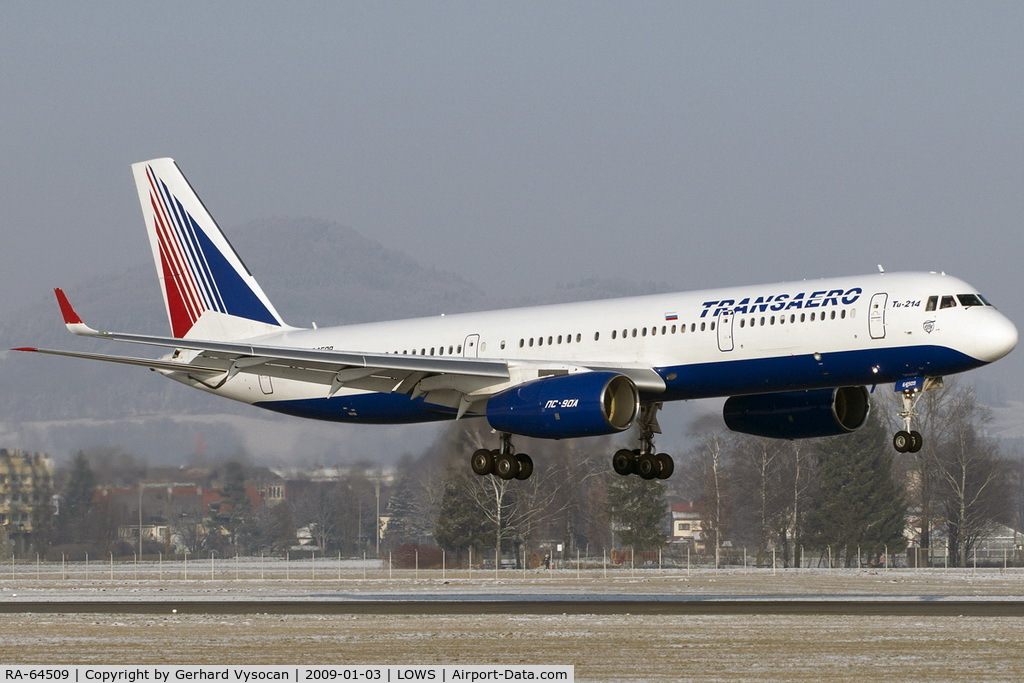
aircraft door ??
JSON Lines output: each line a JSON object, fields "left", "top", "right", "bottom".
{"left": 463, "top": 334, "right": 481, "bottom": 358}
{"left": 869, "top": 293, "right": 888, "bottom": 339}
{"left": 717, "top": 310, "right": 735, "bottom": 352}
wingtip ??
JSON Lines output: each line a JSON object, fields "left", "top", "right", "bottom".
{"left": 54, "top": 288, "right": 83, "bottom": 325}
{"left": 53, "top": 288, "right": 99, "bottom": 336}
{"left": 11, "top": 347, "right": 38, "bottom": 352}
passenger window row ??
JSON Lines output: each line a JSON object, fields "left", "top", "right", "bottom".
{"left": 396, "top": 344, "right": 464, "bottom": 356}
{"left": 739, "top": 308, "right": 853, "bottom": 328}
{"left": 391, "top": 306, "right": 860, "bottom": 357}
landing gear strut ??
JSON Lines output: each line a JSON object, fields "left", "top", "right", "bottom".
{"left": 892, "top": 378, "right": 941, "bottom": 453}
{"left": 470, "top": 432, "right": 534, "bottom": 481}
{"left": 611, "top": 402, "right": 675, "bottom": 479}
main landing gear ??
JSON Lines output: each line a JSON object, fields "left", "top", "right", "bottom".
{"left": 470, "top": 432, "right": 534, "bottom": 481}
{"left": 892, "top": 377, "right": 942, "bottom": 454}
{"left": 469, "top": 403, "right": 677, "bottom": 482}
{"left": 611, "top": 402, "right": 675, "bottom": 480}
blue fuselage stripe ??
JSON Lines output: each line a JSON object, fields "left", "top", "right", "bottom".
{"left": 655, "top": 344, "right": 979, "bottom": 401}
{"left": 254, "top": 345, "right": 984, "bottom": 425}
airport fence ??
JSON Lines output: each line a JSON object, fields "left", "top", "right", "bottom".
{"left": 5, "top": 545, "right": 1023, "bottom": 583}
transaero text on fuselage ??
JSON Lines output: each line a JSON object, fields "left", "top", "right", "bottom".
{"left": 700, "top": 287, "right": 863, "bottom": 317}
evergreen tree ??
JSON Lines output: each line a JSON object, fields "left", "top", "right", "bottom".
{"left": 221, "top": 461, "right": 251, "bottom": 512}
{"left": 247, "top": 501, "right": 296, "bottom": 554}
{"left": 804, "top": 412, "right": 907, "bottom": 566}
{"left": 607, "top": 475, "right": 667, "bottom": 551}
{"left": 0, "top": 528, "right": 10, "bottom": 562}
{"left": 30, "top": 471, "right": 56, "bottom": 558}
{"left": 211, "top": 461, "right": 252, "bottom": 551}
{"left": 433, "top": 476, "right": 490, "bottom": 562}
{"left": 383, "top": 472, "right": 430, "bottom": 549}
{"left": 59, "top": 451, "right": 96, "bottom": 545}
{"left": 269, "top": 501, "right": 297, "bottom": 553}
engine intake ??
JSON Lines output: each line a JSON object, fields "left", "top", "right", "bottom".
{"left": 723, "top": 386, "right": 870, "bottom": 439}
{"left": 486, "top": 372, "right": 639, "bottom": 439}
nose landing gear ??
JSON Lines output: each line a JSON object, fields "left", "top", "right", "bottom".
{"left": 893, "top": 428, "right": 922, "bottom": 454}
{"left": 892, "top": 377, "right": 942, "bottom": 453}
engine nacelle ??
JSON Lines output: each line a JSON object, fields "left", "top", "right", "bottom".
{"left": 486, "top": 372, "right": 639, "bottom": 439}
{"left": 723, "top": 386, "right": 870, "bottom": 439}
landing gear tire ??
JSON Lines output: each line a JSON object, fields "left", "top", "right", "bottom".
{"left": 893, "top": 431, "right": 912, "bottom": 453}
{"left": 894, "top": 430, "right": 924, "bottom": 454}
{"left": 612, "top": 449, "right": 636, "bottom": 476}
{"left": 515, "top": 454, "right": 534, "bottom": 481}
{"left": 614, "top": 402, "right": 677, "bottom": 479}
{"left": 494, "top": 452, "right": 520, "bottom": 480}
{"left": 471, "top": 433, "right": 535, "bottom": 480}
{"left": 908, "top": 430, "right": 923, "bottom": 453}
{"left": 892, "top": 432, "right": 909, "bottom": 454}
{"left": 471, "top": 448, "right": 495, "bottom": 476}
{"left": 655, "top": 453, "right": 674, "bottom": 480}
{"left": 637, "top": 452, "right": 659, "bottom": 480}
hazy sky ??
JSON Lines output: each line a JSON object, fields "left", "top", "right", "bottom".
{"left": 3, "top": 3, "right": 1023, "bottom": 399}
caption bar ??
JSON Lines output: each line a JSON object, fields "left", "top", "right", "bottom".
{"left": 3, "top": 667, "right": 572, "bottom": 683}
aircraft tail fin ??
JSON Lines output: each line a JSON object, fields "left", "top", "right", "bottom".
{"left": 132, "top": 158, "right": 288, "bottom": 340}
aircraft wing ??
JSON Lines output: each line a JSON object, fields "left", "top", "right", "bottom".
{"left": 12, "top": 346, "right": 230, "bottom": 375}
{"left": 18, "top": 290, "right": 665, "bottom": 415}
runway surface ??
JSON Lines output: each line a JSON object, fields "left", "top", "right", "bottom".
{"left": 2, "top": 597, "right": 1022, "bottom": 616}
{"left": 4, "top": 572, "right": 1024, "bottom": 677}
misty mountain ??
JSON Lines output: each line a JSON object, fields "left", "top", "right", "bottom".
{"left": 0, "top": 217, "right": 670, "bottom": 463}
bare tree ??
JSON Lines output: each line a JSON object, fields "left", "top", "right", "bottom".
{"left": 171, "top": 509, "right": 208, "bottom": 555}
{"left": 882, "top": 379, "right": 1014, "bottom": 565}
{"left": 931, "top": 386, "right": 1012, "bottom": 565}
{"left": 291, "top": 482, "right": 340, "bottom": 551}
{"left": 465, "top": 442, "right": 600, "bottom": 566}
{"left": 730, "top": 435, "right": 787, "bottom": 565}
{"left": 691, "top": 416, "right": 730, "bottom": 567}
{"left": 422, "top": 419, "right": 611, "bottom": 566}
{"left": 880, "top": 378, "right": 971, "bottom": 553}
{"left": 465, "top": 473, "right": 518, "bottom": 562}
{"left": 546, "top": 446, "right": 610, "bottom": 556}
{"left": 780, "top": 440, "right": 813, "bottom": 567}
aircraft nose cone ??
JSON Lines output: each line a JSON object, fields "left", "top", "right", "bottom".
{"left": 975, "top": 312, "right": 1018, "bottom": 363}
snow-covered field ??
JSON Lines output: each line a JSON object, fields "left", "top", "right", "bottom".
{"left": 3, "top": 564, "right": 1024, "bottom": 681}
{"left": 5, "top": 557, "right": 1024, "bottom": 599}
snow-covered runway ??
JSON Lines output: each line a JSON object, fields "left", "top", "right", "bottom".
{"left": 3, "top": 568, "right": 1024, "bottom": 680}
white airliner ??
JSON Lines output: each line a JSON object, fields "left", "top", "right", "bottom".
{"left": 16, "top": 158, "right": 1018, "bottom": 480}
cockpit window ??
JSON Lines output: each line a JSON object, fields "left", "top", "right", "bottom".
{"left": 957, "top": 294, "right": 985, "bottom": 308}
{"left": 979, "top": 294, "right": 994, "bottom": 306}
{"left": 940, "top": 296, "right": 957, "bottom": 309}
{"left": 926, "top": 296, "right": 938, "bottom": 312}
